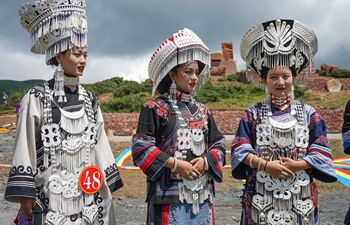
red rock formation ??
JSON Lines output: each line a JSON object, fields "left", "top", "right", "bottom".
{"left": 320, "top": 63, "right": 339, "bottom": 73}
{"left": 330, "top": 65, "right": 339, "bottom": 72}
{"left": 211, "top": 53, "right": 222, "bottom": 61}
{"left": 210, "top": 66, "right": 226, "bottom": 75}
{"left": 221, "top": 42, "right": 233, "bottom": 61}
{"left": 210, "top": 42, "right": 237, "bottom": 76}
{"left": 238, "top": 70, "right": 249, "bottom": 84}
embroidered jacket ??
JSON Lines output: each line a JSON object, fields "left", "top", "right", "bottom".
{"left": 231, "top": 102, "right": 337, "bottom": 225}
{"left": 131, "top": 96, "right": 226, "bottom": 205}
{"left": 5, "top": 79, "right": 123, "bottom": 225}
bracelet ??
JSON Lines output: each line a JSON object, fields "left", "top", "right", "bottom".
{"left": 203, "top": 157, "right": 209, "bottom": 171}
{"left": 264, "top": 161, "right": 268, "bottom": 171}
{"left": 257, "top": 157, "right": 262, "bottom": 170}
{"left": 249, "top": 155, "right": 257, "bottom": 168}
{"left": 171, "top": 157, "right": 178, "bottom": 172}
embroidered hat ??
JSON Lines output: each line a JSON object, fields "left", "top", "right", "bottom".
{"left": 240, "top": 19, "right": 318, "bottom": 87}
{"left": 148, "top": 28, "right": 210, "bottom": 96}
{"left": 19, "top": 0, "right": 88, "bottom": 65}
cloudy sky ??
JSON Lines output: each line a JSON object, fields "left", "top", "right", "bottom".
{"left": 0, "top": 0, "right": 349, "bottom": 84}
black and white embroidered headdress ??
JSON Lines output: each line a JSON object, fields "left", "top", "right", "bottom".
{"left": 148, "top": 28, "right": 210, "bottom": 97}
{"left": 19, "top": 0, "right": 88, "bottom": 65}
{"left": 240, "top": 19, "right": 318, "bottom": 88}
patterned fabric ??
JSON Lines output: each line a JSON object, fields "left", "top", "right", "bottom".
{"left": 132, "top": 95, "right": 225, "bottom": 225}
{"left": 148, "top": 201, "right": 214, "bottom": 225}
{"left": 19, "top": 0, "right": 88, "bottom": 64}
{"left": 342, "top": 100, "right": 350, "bottom": 224}
{"left": 13, "top": 209, "right": 33, "bottom": 225}
{"left": 342, "top": 100, "right": 350, "bottom": 154}
{"left": 5, "top": 79, "right": 123, "bottom": 225}
{"left": 148, "top": 28, "right": 210, "bottom": 97}
{"left": 345, "top": 204, "right": 350, "bottom": 225}
{"left": 231, "top": 102, "right": 337, "bottom": 225}
{"left": 240, "top": 19, "right": 318, "bottom": 88}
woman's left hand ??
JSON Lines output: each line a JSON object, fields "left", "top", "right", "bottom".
{"left": 190, "top": 157, "right": 206, "bottom": 176}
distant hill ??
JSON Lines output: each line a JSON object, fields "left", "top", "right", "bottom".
{"left": 0, "top": 79, "right": 45, "bottom": 94}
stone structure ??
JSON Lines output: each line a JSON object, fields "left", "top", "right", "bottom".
{"left": 210, "top": 42, "right": 237, "bottom": 76}
{"left": 321, "top": 63, "right": 340, "bottom": 73}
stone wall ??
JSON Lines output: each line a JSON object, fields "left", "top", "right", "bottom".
{"left": 102, "top": 75, "right": 349, "bottom": 136}
{"left": 103, "top": 108, "right": 344, "bottom": 136}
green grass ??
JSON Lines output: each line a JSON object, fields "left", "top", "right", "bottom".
{"left": 1, "top": 74, "right": 350, "bottom": 113}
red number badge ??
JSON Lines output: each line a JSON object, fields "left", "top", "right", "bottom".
{"left": 79, "top": 166, "right": 104, "bottom": 194}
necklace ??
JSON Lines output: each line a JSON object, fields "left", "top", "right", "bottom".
{"left": 270, "top": 93, "right": 291, "bottom": 108}
{"left": 64, "top": 76, "right": 79, "bottom": 86}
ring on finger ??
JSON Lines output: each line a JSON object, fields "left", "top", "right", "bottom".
{"left": 279, "top": 174, "right": 286, "bottom": 178}
{"left": 190, "top": 172, "right": 197, "bottom": 177}
{"left": 188, "top": 175, "right": 194, "bottom": 180}
{"left": 281, "top": 171, "right": 288, "bottom": 176}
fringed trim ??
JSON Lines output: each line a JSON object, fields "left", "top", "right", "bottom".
{"left": 54, "top": 64, "right": 66, "bottom": 102}
{"left": 44, "top": 147, "right": 50, "bottom": 169}
{"left": 178, "top": 175, "right": 212, "bottom": 215}
{"left": 151, "top": 50, "right": 177, "bottom": 96}
{"left": 48, "top": 174, "right": 84, "bottom": 215}
{"left": 30, "top": 11, "right": 87, "bottom": 48}
{"left": 247, "top": 39, "right": 311, "bottom": 71}
{"left": 49, "top": 193, "right": 84, "bottom": 215}
{"left": 253, "top": 172, "right": 313, "bottom": 224}
{"left": 43, "top": 82, "right": 53, "bottom": 124}
{"left": 151, "top": 45, "right": 210, "bottom": 96}
{"left": 59, "top": 107, "right": 89, "bottom": 134}
{"left": 61, "top": 144, "right": 85, "bottom": 171}
{"left": 240, "top": 23, "right": 265, "bottom": 61}
{"left": 45, "top": 32, "right": 88, "bottom": 65}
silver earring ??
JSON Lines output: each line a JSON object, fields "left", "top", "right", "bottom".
{"left": 264, "top": 87, "right": 270, "bottom": 103}
{"left": 290, "top": 85, "right": 294, "bottom": 102}
{"left": 53, "top": 64, "right": 66, "bottom": 102}
{"left": 170, "top": 80, "right": 177, "bottom": 100}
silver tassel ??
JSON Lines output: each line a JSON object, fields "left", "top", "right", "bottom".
{"left": 54, "top": 64, "right": 67, "bottom": 103}
{"left": 170, "top": 80, "right": 177, "bottom": 101}
{"left": 264, "top": 87, "right": 270, "bottom": 103}
{"left": 78, "top": 84, "right": 84, "bottom": 101}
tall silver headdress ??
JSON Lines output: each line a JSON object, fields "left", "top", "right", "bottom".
{"left": 240, "top": 19, "right": 318, "bottom": 88}
{"left": 19, "top": 0, "right": 88, "bottom": 65}
{"left": 148, "top": 28, "right": 210, "bottom": 97}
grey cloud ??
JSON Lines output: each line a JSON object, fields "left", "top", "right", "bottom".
{"left": 1, "top": 0, "right": 349, "bottom": 77}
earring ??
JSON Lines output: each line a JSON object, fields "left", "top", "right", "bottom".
{"left": 290, "top": 85, "right": 294, "bottom": 103}
{"left": 53, "top": 64, "right": 66, "bottom": 102}
{"left": 170, "top": 80, "right": 177, "bottom": 101}
{"left": 264, "top": 87, "right": 270, "bottom": 104}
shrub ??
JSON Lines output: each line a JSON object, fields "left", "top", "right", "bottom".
{"left": 100, "top": 94, "right": 148, "bottom": 113}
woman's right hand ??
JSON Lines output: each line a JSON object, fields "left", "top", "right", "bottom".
{"left": 176, "top": 160, "right": 200, "bottom": 180}
{"left": 20, "top": 197, "right": 36, "bottom": 218}
{"left": 265, "top": 160, "right": 294, "bottom": 179}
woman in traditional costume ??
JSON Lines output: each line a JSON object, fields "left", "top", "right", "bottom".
{"left": 342, "top": 99, "right": 350, "bottom": 224}
{"left": 131, "top": 28, "right": 226, "bottom": 225}
{"left": 5, "top": 1, "right": 123, "bottom": 224}
{"left": 230, "top": 19, "right": 337, "bottom": 225}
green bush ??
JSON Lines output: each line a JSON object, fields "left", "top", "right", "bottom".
{"left": 0, "top": 88, "right": 29, "bottom": 114}
{"left": 294, "top": 85, "right": 306, "bottom": 98}
{"left": 100, "top": 94, "right": 148, "bottom": 113}
{"left": 317, "top": 69, "right": 350, "bottom": 78}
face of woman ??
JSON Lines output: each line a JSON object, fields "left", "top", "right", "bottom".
{"left": 170, "top": 61, "right": 199, "bottom": 94}
{"left": 264, "top": 66, "right": 294, "bottom": 97}
{"left": 56, "top": 46, "right": 87, "bottom": 76}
